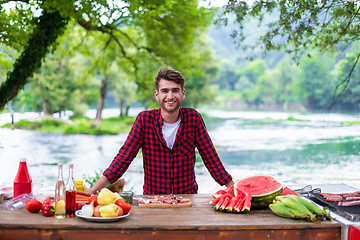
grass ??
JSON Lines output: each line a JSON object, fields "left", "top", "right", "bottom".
{"left": 340, "top": 121, "right": 360, "bottom": 126}
{"left": 286, "top": 116, "right": 311, "bottom": 122}
{"left": 1, "top": 116, "right": 136, "bottom": 135}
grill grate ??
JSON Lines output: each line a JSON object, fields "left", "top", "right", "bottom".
{"left": 306, "top": 189, "right": 360, "bottom": 222}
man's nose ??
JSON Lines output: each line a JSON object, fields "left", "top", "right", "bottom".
{"left": 167, "top": 91, "right": 174, "bottom": 98}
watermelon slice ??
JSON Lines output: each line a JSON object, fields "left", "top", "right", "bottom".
{"left": 234, "top": 175, "right": 283, "bottom": 208}
{"left": 214, "top": 196, "right": 226, "bottom": 211}
{"left": 280, "top": 186, "right": 298, "bottom": 196}
{"left": 219, "top": 197, "right": 230, "bottom": 211}
{"left": 213, "top": 186, "right": 234, "bottom": 198}
{"left": 225, "top": 195, "right": 242, "bottom": 213}
{"left": 241, "top": 194, "right": 252, "bottom": 213}
{"left": 233, "top": 199, "right": 244, "bottom": 213}
{"left": 210, "top": 196, "right": 222, "bottom": 206}
{"left": 234, "top": 188, "right": 252, "bottom": 213}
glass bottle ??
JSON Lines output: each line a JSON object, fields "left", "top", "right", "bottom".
{"left": 55, "top": 163, "right": 66, "bottom": 219}
{"left": 13, "top": 158, "right": 32, "bottom": 198}
{"left": 66, "top": 163, "right": 76, "bottom": 218}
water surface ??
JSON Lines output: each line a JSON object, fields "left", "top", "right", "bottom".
{"left": 1, "top": 109, "right": 359, "bottom": 194}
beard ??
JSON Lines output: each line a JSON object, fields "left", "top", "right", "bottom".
{"left": 158, "top": 99, "right": 182, "bottom": 113}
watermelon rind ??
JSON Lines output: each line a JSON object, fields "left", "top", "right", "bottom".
{"left": 234, "top": 175, "right": 283, "bottom": 208}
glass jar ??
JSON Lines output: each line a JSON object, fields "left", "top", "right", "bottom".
{"left": 119, "top": 191, "right": 134, "bottom": 205}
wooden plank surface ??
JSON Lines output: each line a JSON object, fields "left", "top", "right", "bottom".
{"left": 0, "top": 194, "right": 341, "bottom": 240}
{"left": 138, "top": 198, "right": 192, "bottom": 208}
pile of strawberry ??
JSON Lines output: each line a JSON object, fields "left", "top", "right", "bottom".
{"left": 210, "top": 186, "right": 252, "bottom": 213}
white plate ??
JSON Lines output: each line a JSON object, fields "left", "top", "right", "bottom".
{"left": 75, "top": 210, "right": 130, "bottom": 222}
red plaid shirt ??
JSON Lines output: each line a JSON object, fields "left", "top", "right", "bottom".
{"left": 103, "top": 107, "right": 233, "bottom": 195}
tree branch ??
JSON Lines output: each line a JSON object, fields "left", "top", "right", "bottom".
{"left": 328, "top": 51, "right": 360, "bottom": 111}
{"left": 0, "top": 0, "right": 30, "bottom": 3}
{"left": 116, "top": 28, "right": 152, "bottom": 53}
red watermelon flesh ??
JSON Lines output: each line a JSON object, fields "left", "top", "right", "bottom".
{"left": 234, "top": 175, "right": 283, "bottom": 208}
{"left": 241, "top": 194, "right": 252, "bottom": 213}
{"left": 225, "top": 195, "right": 242, "bottom": 212}
{"left": 219, "top": 197, "right": 230, "bottom": 211}
{"left": 213, "top": 186, "right": 234, "bottom": 198}
{"left": 234, "top": 188, "right": 252, "bottom": 213}
{"left": 233, "top": 199, "right": 244, "bottom": 213}
{"left": 210, "top": 196, "right": 222, "bottom": 206}
{"left": 214, "top": 196, "right": 226, "bottom": 211}
{"left": 280, "top": 186, "right": 298, "bottom": 196}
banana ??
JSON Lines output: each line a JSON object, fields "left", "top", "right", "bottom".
{"left": 269, "top": 201, "right": 317, "bottom": 222}
{"left": 275, "top": 196, "right": 313, "bottom": 216}
{"left": 286, "top": 195, "right": 331, "bottom": 220}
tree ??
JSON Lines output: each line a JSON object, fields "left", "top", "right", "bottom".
{"left": 108, "top": 63, "right": 138, "bottom": 118}
{"left": 0, "top": 0, "right": 215, "bottom": 111}
{"left": 218, "top": 0, "right": 360, "bottom": 107}
{"left": 275, "top": 59, "right": 299, "bottom": 110}
{"left": 335, "top": 50, "right": 360, "bottom": 110}
{"left": 294, "top": 55, "right": 336, "bottom": 109}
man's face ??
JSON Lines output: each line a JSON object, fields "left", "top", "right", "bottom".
{"left": 155, "top": 79, "right": 185, "bottom": 114}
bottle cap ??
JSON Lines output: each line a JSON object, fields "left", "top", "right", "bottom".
{"left": 19, "top": 158, "right": 26, "bottom": 162}
{"left": 58, "top": 163, "right": 63, "bottom": 168}
{"left": 69, "top": 163, "right": 74, "bottom": 168}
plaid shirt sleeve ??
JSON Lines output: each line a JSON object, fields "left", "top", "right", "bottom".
{"left": 194, "top": 111, "right": 233, "bottom": 186}
{"left": 103, "top": 113, "right": 143, "bottom": 183}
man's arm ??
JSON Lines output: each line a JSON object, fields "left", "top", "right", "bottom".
{"left": 86, "top": 175, "right": 110, "bottom": 195}
{"left": 225, "top": 180, "right": 234, "bottom": 188}
{"left": 194, "top": 110, "right": 233, "bottom": 186}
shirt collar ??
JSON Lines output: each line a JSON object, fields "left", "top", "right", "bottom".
{"left": 157, "top": 107, "right": 183, "bottom": 127}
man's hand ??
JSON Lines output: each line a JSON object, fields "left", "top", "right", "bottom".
{"left": 225, "top": 180, "right": 234, "bottom": 188}
{"left": 85, "top": 175, "right": 111, "bottom": 195}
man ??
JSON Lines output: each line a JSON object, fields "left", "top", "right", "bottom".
{"left": 87, "top": 68, "right": 234, "bottom": 195}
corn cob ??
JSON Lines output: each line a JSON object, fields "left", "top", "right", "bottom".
{"left": 269, "top": 201, "right": 317, "bottom": 222}
{"left": 275, "top": 196, "right": 313, "bottom": 216}
{"left": 286, "top": 195, "right": 330, "bottom": 220}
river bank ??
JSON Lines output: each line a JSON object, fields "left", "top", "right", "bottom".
{"left": 1, "top": 109, "right": 360, "bottom": 194}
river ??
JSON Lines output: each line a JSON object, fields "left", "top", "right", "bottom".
{"left": 0, "top": 108, "right": 360, "bottom": 195}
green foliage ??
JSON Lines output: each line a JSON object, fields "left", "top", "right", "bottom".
{"left": 335, "top": 49, "right": 360, "bottom": 109}
{"left": 286, "top": 116, "right": 310, "bottom": 122}
{"left": 219, "top": 0, "right": 360, "bottom": 58}
{"left": 295, "top": 55, "right": 336, "bottom": 109}
{"left": 1, "top": 116, "right": 135, "bottom": 135}
{"left": 83, "top": 169, "right": 103, "bottom": 189}
{"left": 0, "top": 0, "right": 215, "bottom": 111}
{"left": 0, "top": 9, "right": 68, "bottom": 110}
{"left": 1, "top": 118, "right": 66, "bottom": 133}
{"left": 216, "top": 0, "right": 360, "bottom": 110}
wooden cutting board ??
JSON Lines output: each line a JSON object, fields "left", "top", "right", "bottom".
{"left": 138, "top": 199, "right": 192, "bottom": 208}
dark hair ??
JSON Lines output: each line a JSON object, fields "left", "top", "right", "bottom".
{"left": 154, "top": 68, "right": 185, "bottom": 91}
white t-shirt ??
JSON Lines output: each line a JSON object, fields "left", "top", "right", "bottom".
{"left": 162, "top": 118, "right": 181, "bottom": 149}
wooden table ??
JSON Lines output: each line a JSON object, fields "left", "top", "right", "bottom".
{"left": 0, "top": 194, "right": 341, "bottom": 240}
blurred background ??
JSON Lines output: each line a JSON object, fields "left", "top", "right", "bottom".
{"left": 1, "top": 0, "right": 359, "bottom": 194}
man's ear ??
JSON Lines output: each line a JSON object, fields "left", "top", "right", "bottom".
{"left": 154, "top": 90, "right": 159, "bottom": 100}
{"left": 182, "top": 89, "right": 185, "bottom": 99}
